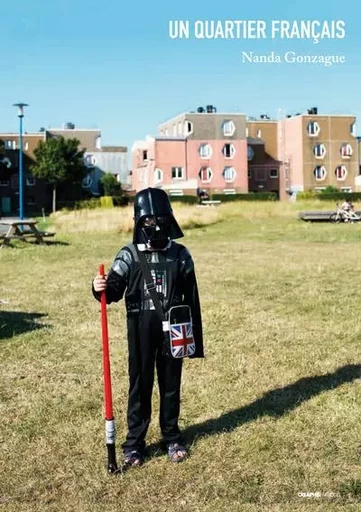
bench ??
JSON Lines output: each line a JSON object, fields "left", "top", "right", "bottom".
{"left": 0, "top": 222, "right": 56, "bottom": 248}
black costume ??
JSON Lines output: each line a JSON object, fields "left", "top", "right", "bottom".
{"left": 93, "top": 188, "right": 203, "bottom": 456}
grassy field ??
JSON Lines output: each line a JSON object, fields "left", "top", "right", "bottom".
{"left": 1, "top": 201, "right": 361, "bottom": 511}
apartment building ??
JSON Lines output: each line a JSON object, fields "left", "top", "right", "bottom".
{"left": 131, "top": 106, "right": 248, "bottom": 195}
{"left": 278, "top": 110, "right": 358, "bottom": 198}
{"left": 247, "top": 108, "right": 358, "bottom": 199}
{"left": 0, "top": 124, "right": 128, "bottom": 214}
{"left": 0, "top": 132, "right": 46, "bottom": 215}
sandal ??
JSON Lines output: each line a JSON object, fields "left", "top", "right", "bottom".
{"left": 167, "top": 443, "right": 188, "bottom": 463}
{"left": 122, "top": 450, "right": 144, "bottom": 469}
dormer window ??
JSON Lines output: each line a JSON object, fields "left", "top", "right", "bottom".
{"left": 222, "top": 120, "right": 235, "bottom": 136}
{"left": 308, "top": 121, "right": 320, "bottom": 136}
{"left": 184, "top": 121, "right": 193, "bottom": 136}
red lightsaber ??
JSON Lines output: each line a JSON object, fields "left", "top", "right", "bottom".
{"left": 99, "top": 263, "right": 118, "bottom": 474}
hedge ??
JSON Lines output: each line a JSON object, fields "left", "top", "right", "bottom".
{"left": 169, "top": 195, "right": 199, "bottom": 204}
{"left": 317, "top": 193, "right": 361, "bottom": 202}
{"left": 212, "top": 192, "right": 278, "bottom": 202}
{"left": 297, "top": 192, "right": 361, "bottom": 202}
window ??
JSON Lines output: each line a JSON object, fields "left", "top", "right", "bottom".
{"left": 313, "top": 143, "right": 326, "bottom": 159}
{"left": 270, "top": 168, "right": 278, "bottom": 178}
{"left": 222, "top": 143, "right": 235, "bottom": 158}
{"left": 248, "top": 169, "right": 252, "bottom": 178}
{"left": 247, "top": 146, "right": 254, "bottom": 161}
{"left": 223, "top": 166, "right": 236, "bottom": 182}
{"left": 5, "top": 140, "right": 16, "bottom": 149}
{"left": 222, "top": 120, "right": 235, "bottom": 136}
{"left": 314, "top": 166, "right": 326, "bottom": 181}
{"left": 171, "top": 167, "right": 184, "bottom": 179}
{"left": 245, "top": 127, "right": 249, "bottom": 137}
{"left": 340, "top": 143, "right": 353, "bottom": 158}
{"left": 154, "top": 168, "right": 163, "bottom": 183}
{"left": 224, "top": 188, "right": 236, "bottom": 194}
{"left": 199, "top": 166, "right": 212, "bottom": 183}
{"left": 335, "top": 165, "right": 347, "bottom": 181}
{"left": 341, "top": 186, "right": 352, "bottom": 192}
{"left": 350, "top": 122, "right": 357, "bottom": 137}
{"left": 307, "top": 121, "right": 320, "bottom": 136}
{"left": 96, "top": 136, "right": 101, "bottom": 149}
{"left": 199, "top": 143, "right": 212, "bottom": 159}
{"left": 183, "top": 121, "right": 193, "bottom": 136}
{"left": 26, "top": 177, "right": 35, "bottom": 186}
{"left": 257, "top": 129, "right": 262, "bottom": 138}
{"left": 24, "top": 142, "right": 29, "bottom": 151}
{"left": 143, "top": 150, "right": 148, "bottom": 161}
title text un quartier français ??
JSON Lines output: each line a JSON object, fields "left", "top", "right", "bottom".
{"left": 169, "top": 20, "right": 346, "bottom": 43}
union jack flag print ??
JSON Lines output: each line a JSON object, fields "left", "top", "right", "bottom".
{"left": 170, "top": 322, "right": 195, "bottom": 358}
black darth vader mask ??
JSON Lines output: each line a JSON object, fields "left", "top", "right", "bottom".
{"left": 133, "top": 188, "right": 184, "bottom": 246}
{"left": 139, "top": 216, "right": 171, "bottom": 249}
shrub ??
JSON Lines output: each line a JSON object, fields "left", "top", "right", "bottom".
{"left": 74, "top": 198, "right": 101, "bottom": 210}
{"left": 315, "top": 192, "right": 361, "bottom": 202}
{"left": 169, "top": 195, "right": 199, "bottom": 205}
{"left": 100, "top": 173, "right": 121, "bottom": 196}
{"left": 100, "top": 196, "right": 114, "bottom": 208}
{"left": 112, "top": 196, "right": 130, "bottom": 207}
{"left": 296, "top": 190, "right": 318, "bottom": 200}
{"left": 212, "top": 192, "right": 277, "bottom": 202}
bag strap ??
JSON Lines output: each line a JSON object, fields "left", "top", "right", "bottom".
{"left": 130, "top": 243, "right": 165, "bottom": 322}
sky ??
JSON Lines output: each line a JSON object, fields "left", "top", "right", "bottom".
{"left": 1, "top": 0, "right": 360, "bottom": 156}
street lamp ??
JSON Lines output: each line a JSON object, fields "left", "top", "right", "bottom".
{"left": 13, "top": 102, "right": 29, "bottom": 220}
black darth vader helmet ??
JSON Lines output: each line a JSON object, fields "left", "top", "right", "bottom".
{"left": 133, "top": 188, "right": 184, "bottom": 245}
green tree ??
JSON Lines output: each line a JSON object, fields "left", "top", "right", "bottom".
{"left": 31, "top": 136, "right": 86, "bottom": 212}
{"left": 100, "top": 172, "right": 121, "bottom": 196}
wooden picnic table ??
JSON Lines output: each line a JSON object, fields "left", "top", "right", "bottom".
{"left": 0, "top": 219, "right": 55, "bottom": 248}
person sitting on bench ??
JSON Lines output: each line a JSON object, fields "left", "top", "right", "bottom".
{"left": 196, "top": 187, "right": 209, "bottom": 203}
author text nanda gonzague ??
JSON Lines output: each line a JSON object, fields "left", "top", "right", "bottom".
{"left": 241, "top": 51, "right": 346, "bottom": 66}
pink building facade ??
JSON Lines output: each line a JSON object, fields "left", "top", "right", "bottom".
{"left": 131, "top": 108, "right": 248, "bottom": 195}
{"left": 277, "top": 113, "right": 358, "bottom": 199}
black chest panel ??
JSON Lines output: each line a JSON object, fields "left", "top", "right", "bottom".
{"left": 125, "top": 244, "right": 183, "bottom": 315}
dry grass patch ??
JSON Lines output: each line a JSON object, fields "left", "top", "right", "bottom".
{"left": 51, "top": 203, "right": 221, "bottom": 234}
{"left": 1, "top": 204, "right": 361, "bottom": 511}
